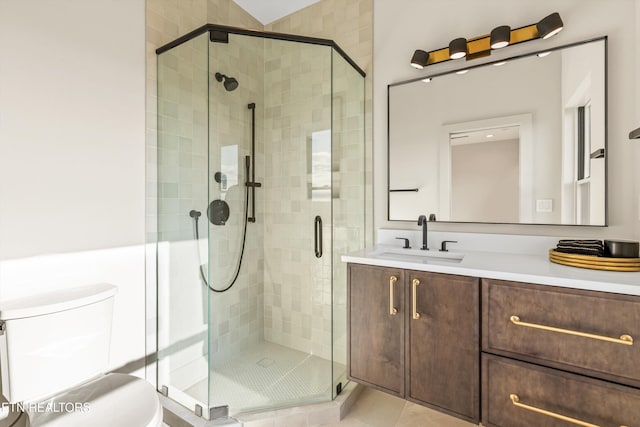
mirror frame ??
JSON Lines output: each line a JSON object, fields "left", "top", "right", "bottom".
{"left": 387, "top": 36, "right": 608, "bottom": 226}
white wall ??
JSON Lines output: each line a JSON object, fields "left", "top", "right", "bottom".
{"left": 0, "top": 0, "right": 145, "bottom": 259}
{"left": 375, "top": 0, "right": 640, "bottom": 240}
{"left": 451, "top": 139, "right": 520, "bottom": 223}
{"left": 0, "top": 0, "right": 146, "bottom": 386}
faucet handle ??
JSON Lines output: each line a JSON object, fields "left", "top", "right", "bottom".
{"left": 440, "top": 240, "right": 458, "bottom": 252}
{"left": 396, "top": 237, "right": 411, "bottom": 249}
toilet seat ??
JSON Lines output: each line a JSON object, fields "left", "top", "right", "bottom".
{"left": 25, "top": 373, "right": 162, "bottom": 427}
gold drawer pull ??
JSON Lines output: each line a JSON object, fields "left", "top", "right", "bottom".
{"left": 412, "top": 278, "right": 420, "bottom": 320}
{"left": 510, "top": 394, "right": 602, "bottom": 427}
{"left": 510, "top": 315, "right": 634, "bottom": 346}
{"left": 389, "top": 276, "right": 398, "bottom": 315}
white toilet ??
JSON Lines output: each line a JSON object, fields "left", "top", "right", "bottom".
{"left": 0, "top": 283, "right": 162, "bottom": 427}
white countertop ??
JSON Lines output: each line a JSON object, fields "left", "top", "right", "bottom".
{"left": 342, "top": 246, "right": 640, "bottom": 296}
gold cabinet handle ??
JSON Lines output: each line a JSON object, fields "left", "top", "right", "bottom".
{"left": 510, "top": 394, "right": 600, "bottom": 427}
{"left": 412, "top": 278, "right": 420, "bottom": 320}
{"left": 510, "top": 315, "right": 633, "bottom": 346}
{"left": 389, "top": 276, "right": 398, "bottom": 315}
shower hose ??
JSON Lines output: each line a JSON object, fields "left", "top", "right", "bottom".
{"left": 190, "top": 157, "right": 250, "bottom": 293}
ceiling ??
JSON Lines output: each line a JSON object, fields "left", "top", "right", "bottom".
{"left": 450, "top": 126, "right": 520, "bottom": 146}
{"left": 232, "top": 0, "right": 321, "bottom": 25}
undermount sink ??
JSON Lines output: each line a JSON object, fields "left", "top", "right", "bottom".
{"left": 374, "top": 246, "right": 465, "bottom": 261}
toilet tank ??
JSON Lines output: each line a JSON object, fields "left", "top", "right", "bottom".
{"left": 0, "top": 283, "right": 118, "bottom": 403}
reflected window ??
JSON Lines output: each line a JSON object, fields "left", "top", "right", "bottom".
{"left": 220, "top": 145, "right": 238, "bottom": 193}
{"left": 308, "top": 130, "right": 331, "bottom": 202}
{"left": 576, "top": 103, "right": 592, "bottom": 224}
{"left": 577, "top": 103, "right": 591, "bottom": 180}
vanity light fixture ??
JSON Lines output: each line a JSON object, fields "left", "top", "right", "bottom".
{"left": 409, "top": 12, "right": 564, "bottom": 68}
{"left": 536, "top": 12, "right": 564, "bottom": 39}
{"left": 449, "top": 38, "right": 468, "bottom": 59}
{"left": 411, "top": 49, "right": 429, "bottom": 69}
{"left": 490, "top": 25, "right": 511, "bottom": 49}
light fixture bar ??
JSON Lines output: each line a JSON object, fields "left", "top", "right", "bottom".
{"left": 410, "top": 13, "right": 561, "bottom": 68}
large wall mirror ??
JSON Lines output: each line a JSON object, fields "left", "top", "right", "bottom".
{"left": 388, "top": 37, "right": 607, "bottom": 226}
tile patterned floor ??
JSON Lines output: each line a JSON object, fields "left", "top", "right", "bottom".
{"left": 321, "top": 387, "right": 476, "bottom": 427}
{"left": 184, "top": 341, "right": 342, "bottom": 415}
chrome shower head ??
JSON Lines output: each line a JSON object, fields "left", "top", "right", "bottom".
{"left": 215, "top": 72, "right": 239, "bottom": 91}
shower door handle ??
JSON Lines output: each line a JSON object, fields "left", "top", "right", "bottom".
{"left": 315, "top": 216, "right": 323, "bottom": 258}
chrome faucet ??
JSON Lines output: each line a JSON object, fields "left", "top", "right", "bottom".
{"left": 417, "top": 215, "right": 429, "bottom": 250}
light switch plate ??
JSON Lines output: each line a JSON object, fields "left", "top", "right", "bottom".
{"left": 536, "top": 199, "right": 553, "bottom": 213}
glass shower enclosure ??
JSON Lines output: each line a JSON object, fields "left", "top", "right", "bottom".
{"left": 154, "top": 24, "right": 366, "bottom": 418}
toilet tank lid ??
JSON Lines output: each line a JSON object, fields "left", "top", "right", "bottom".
{"left": 0, "top": 283, "right": 118, "bottom": 321}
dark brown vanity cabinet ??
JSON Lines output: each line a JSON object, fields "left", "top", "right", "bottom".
{"left": 482, "top": 279, "right": 640, "bottom": 427}
{"left": 347, "top": 264, "right": 480, "bottom": 422}
{"left": 348, "top": 262, "right": 640, "bottom": 426}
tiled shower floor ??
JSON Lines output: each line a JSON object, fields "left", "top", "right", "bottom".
{"left": 185, "top": 341, "right": 342, "bottom": 415}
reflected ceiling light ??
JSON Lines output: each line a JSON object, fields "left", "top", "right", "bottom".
{"left": 409, "top": 12, "right": 564, "bottom": 68}
{"left": 411, "top": 50, "right": 429, "bottom": 69}
{"left": 486, "top": 134, "right": 495, "bottom": 138}
{"left": 537, "top": 51, "right": 552, "bottom": 58}
{"left": 449, "top": 38, "right": 468, "bottom": 59}
{"left": 421, "top": 77, "right": 432, "bottom": 83}
{"left": 537, "top": 12, "right": 564, "bottom": 39}
{"left": 490, "top": 25, "right": 511, "bottom": 49}
{"left": 494, "top": 61, "right": 507, "bottom": 66}
{"left": 456, "top": 69, "right": 469, "bottom": 75}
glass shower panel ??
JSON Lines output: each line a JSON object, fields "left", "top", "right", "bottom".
{"left": 331, "top": 51, "right": 366, "bottom": 397}
{"left": 204, "top": 33, "right": 266, "bottom": 414}
{"left": 156, "top": 32, "right": 210, "bottom": 413}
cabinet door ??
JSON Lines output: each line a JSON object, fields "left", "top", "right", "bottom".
{"left": 348, "top": 264, "right": 405, "bottom": 396}
{"left": 407, "top": 271, "right": 479, "bottom": 422}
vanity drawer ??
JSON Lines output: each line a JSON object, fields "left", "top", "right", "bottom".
{"left": 482, "top": 279, "right": 640, "bottom": 386}
{"left": 482, "top": 354, "right": 640, "bottom": 427}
